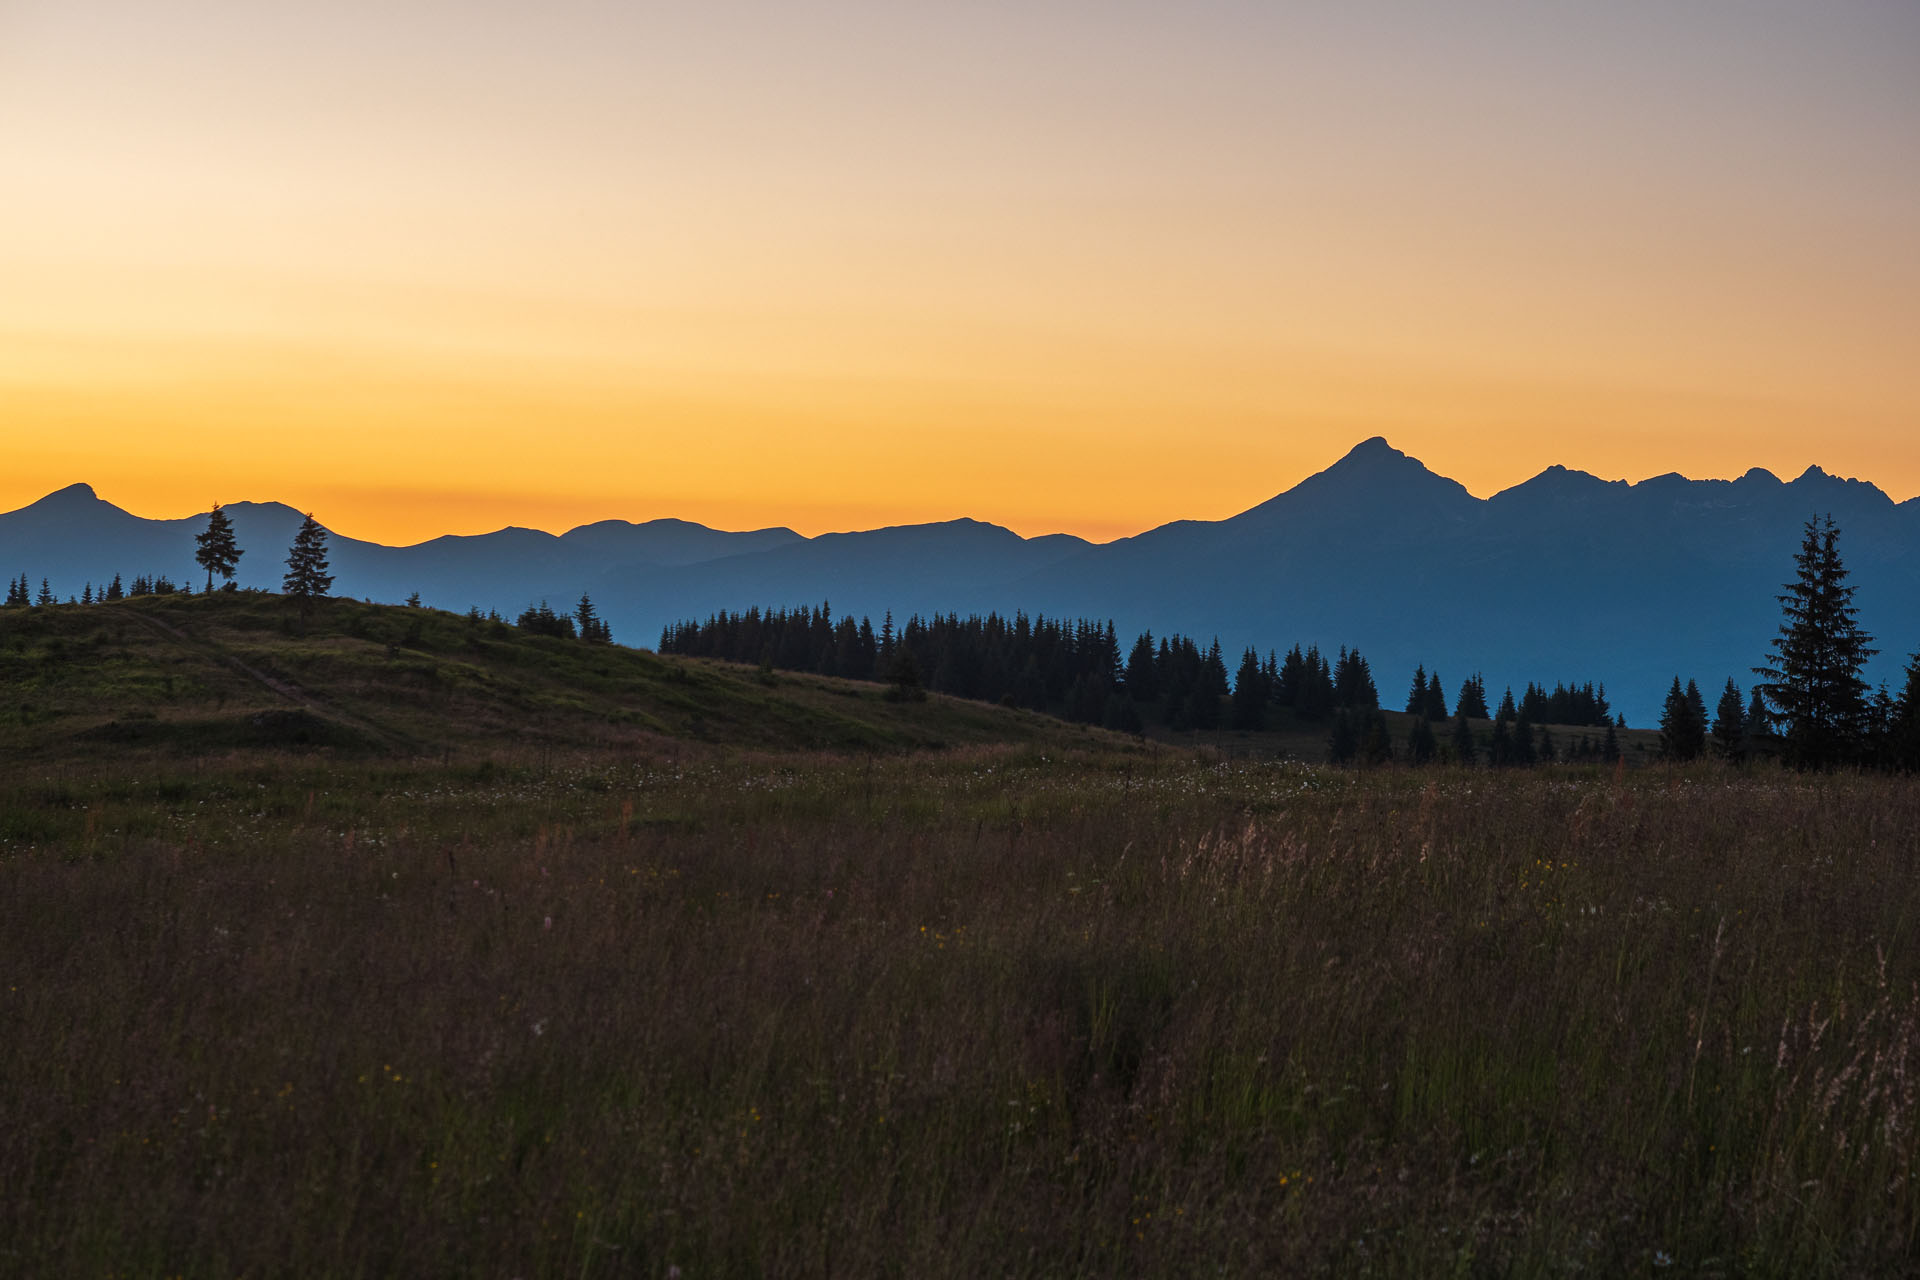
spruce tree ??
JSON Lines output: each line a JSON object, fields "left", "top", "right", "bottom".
{"left": 1488, "top": 716, "right": 1511, "bottom": 767}
{"left": 106, "top": 573, "right": 124, "bottom": 602}
{"left": 1300, "top": 647, "right": 1335, "bottom": 720}
{"left": 194, "top": 503, "right": 244, "bottom": 592}
{"left": 1327, "top": 710, "right": 1358, "bottom": 765}
{"left": 1406, "top": 665, "right": 1429, "bottom": 715}
{"left": 1230, "top": 648, "right": 1266, "bottom": 730}
{"left": 1361, "top": 709, "right": 1393, "bottom": 766}
{"left": 886, "top": 645, "right": 925, "bottom": 701}
{"left": 1659, "top": 676, "right": 1707, "bottom": 761}
{"left": 1424, "top": 671, "right": 1448, "bottom": 720}
{"left": 1685, "top": 679, "right": 1709, "bottom": 740}
{"left": 1451, "top": 713, "right": 1477, "bottom": 766}
{"left": 1275, "top": 645, "right": 1306, "bottom": 709}
{"left": 1866, "top": 684, "right": 1898, "bottom": 768}
{"left": 282, "top": 513, "right": 334, "bottom": 611}
{"left": 1125, "top": 632, "right": 1159, "bottom": 705}
{"left": 1511, "top": 710, "right": 1536, "bottom": 766}
{"left": 1185, "top": 679, "right": 1220, "bottom": 731}
{"left": 1659, "top": 677, "right": 1683, "bottom": 760}
{"left": 1406, "top": 714, "right": 1437, "bottom": 765}
{"left": 36, "top": 578, "right": 54, "bottom": 606}
{"left": 1712, "top": 679, "right": 1747, "bottom": 761}
{"left": 576, "top": 594, "right": 610, "bottom": 644}
{"left": 1333, "top": 647, "right": 1379, "bottom": 709}
{"left": 1745, "top": 685, "right": 1769, "bottom": 744}
{"left": 1754, "top": 515, "right": 1877, "bottom": 769}
{"left": 1890, "top": 652, "right": 1920, "bottom": 773}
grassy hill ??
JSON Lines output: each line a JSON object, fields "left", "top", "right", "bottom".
{"left": 0, "top": 592, "right": 1126, "bottom": 763}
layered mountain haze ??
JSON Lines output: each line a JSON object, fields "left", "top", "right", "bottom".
{"left": 6, "top": 440, "right": 1917, "bottom": 725}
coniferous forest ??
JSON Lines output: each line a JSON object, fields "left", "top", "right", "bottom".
{"left": 657, "top": 606, "right": 1626, "bottom": 757}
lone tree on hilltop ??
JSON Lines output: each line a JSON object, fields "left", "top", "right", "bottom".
{"left": 1754, "top": 515, "right": 1876, "bottom": 769}
{"left": 282, "top": 513, "right": 334, "bottom": 613}
{"left": 195, "top": 503, "right": 244, "bottom": 592}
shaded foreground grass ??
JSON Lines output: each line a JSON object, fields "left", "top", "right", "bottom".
{"left": 4, "top": 750, "right": 1919, "bottom": 1276}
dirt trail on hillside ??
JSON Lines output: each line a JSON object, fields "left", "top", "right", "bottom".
{"left": 123, "top": 608, "right": 411, "bottom": 752}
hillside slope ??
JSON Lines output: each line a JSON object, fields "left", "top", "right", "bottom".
{"left": 0, "top": 594, "right": 1119, "bottom": 763}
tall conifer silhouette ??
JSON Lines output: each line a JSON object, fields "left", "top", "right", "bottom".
{"left": 1754, "top": 515, "right": 1876, "bottom": 768}
{"left": 195, "top": 503, "right": 244, "bottom": 592}
{"left": 282, "top": 514, "right": 334, "bottom": 613}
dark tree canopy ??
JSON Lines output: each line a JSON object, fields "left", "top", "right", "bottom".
{"left": 576, "top": 594, "right": 612, "bottom": 644}
{"left": 1231, "top": 648, "right": 1267, "bottom": 730}
{"left": 1451, "top": 713, "right": 1477, "bottom": 765}
{"left": 1332, "top": 647, "right": 1379, "bottom": 710}
{"left": 282, "top": 514, "right": 335, "bottom": 606}
{"left": 1659, "top": 676, "right": 1708, "bottom": 762}
{"left": 1406, "top": 714, "right": 1437, "bottom": 765}
{"left": 1712, "top": 679, "right": 1747, "bottom": 762}
{"left": 1890, "top": 653, "right": 1920, "bottom": 773}
{"left": 517, "top": 601, "right": 578, "bottom": 639}
{"left": 1754, "top": 515, "right": 1876, "bottom": 769}
{"left": 195, "top": 503, "right": 244, "bottom": 592}
{"left": 1517, "top": 680, "right": 1612, "bottom": 727}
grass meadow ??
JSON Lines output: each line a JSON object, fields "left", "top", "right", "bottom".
{"left": 5, "top": 742, "right": 1919, "bottom": 1276}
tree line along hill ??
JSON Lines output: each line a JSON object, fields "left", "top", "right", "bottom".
{"left": 658, "top": 606, "right": 1634, "bottom": 766}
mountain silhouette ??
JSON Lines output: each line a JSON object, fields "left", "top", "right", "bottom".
{"left": 5, "top": 442, "right": 1916, "bottom": 724}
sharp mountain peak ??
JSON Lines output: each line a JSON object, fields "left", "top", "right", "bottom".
{"left": 25, "top": 482, "right": 104, "bottom": 509}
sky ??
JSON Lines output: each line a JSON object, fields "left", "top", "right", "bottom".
{"left": 2, "top": 0, "right": 1916, "bottom": 545}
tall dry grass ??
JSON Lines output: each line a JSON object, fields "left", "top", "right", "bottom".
{"left": 3, "top": 750, "right": 1917, "bottom": 1275}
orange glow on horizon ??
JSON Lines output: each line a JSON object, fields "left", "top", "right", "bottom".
{"left": 2, "top": 2, "right": 1915, "bottom": 542}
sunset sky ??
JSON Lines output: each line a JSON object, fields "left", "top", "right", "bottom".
{"left": 3, "top": 1, "right": 1916, "bottom": 544}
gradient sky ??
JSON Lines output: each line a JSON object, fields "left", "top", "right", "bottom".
{"left": 3, "top": 0, "right": 1916, "bottom": 544}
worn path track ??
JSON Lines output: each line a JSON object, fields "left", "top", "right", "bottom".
{"left": 121, "top": 607, "right": 412, "bottom": 752}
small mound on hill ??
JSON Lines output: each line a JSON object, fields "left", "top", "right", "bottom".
{"left": 73, "top": 708, "right": 383, "bottom": 755}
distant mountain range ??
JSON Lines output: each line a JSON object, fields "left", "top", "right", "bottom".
{"left": 6, "top": 437, "right": 1917, "bottom": 725}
